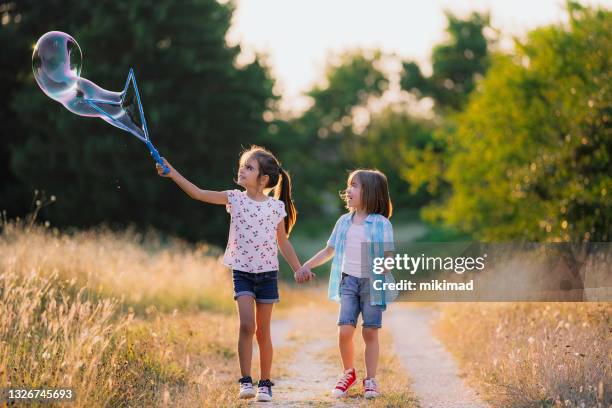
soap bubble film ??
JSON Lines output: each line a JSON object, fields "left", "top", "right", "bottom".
{"left": 31, "top": 31, "right": 168, "bottom": 173}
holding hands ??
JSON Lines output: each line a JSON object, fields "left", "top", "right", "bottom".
{"left": 295, "top": 246, "right": 334, "bottom": 284}
{"left": 294, "top": 265, "right": 315, "bottom": 283}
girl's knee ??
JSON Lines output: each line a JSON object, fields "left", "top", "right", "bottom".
{"left": 362, "top": 327, "right": 378, "bottom": 342}
{"left": 338, "top": 325, "right": 355, "bottom": 341}
{"left": 255, "top": 325, "right": 271, "bottom": 340}
{"left": 240, "top": 321, "right": 256, "bottom": 336}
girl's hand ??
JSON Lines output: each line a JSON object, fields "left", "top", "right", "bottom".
{"left": 306, "top": 271, "right": 316, "bottom": 282}
{"left": 294, "top": 270, "right": 304, "bottom": 283}
{"left": 294, "top": 266, "right": 307, "bottom": 283}
{"left": 295, "top": 266, "right": 315, "bottom": 283}
{"left": 156, "top": 157, "right": 174, "bottom": 178}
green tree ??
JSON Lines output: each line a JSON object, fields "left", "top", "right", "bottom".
{"left": 429, "top": 3, "right": 611, "bottom": 242}
{"left": 270, "top": 51, "right": 388, "bottom": 216}
{"left": 398, "top": 11, "right": 492, "bottom": 208}
{"left": 400, "top": 11, "right": 490, "bottom": 112}
{"left": 351, "top": 108, "right": 436, "bottom": 209}
{"left": 1, "top": 0, "right": 275, "bottom": 244}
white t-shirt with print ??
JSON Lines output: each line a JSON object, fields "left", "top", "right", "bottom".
{"left": 223, "top": 189, "right": 287, "bottom": 273}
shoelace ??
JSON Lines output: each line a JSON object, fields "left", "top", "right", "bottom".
{"left": 238, "top": 376, "right": 253, "bottom": 384}
{"left": 336, "top": 373, "right": 353, "bottom": 388}
{"left": 364, "top": 379, "right": 377, "bottom": 391}
{"left": 258, "top": 379, "right": 275, "bottom": 388}
{"left": 258, "top": 379, "right": 274, "bottom": 396}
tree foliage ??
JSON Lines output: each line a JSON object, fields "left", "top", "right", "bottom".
{"left": 351, "top": 108, "right": 435, "bottom": 209}
{"left": 430, "top": 3, "right": 611, "bottom": 241}
{"left": 400, "top": 11, "right": 490, "bottom": 112}
{"left": 269, "top": 51, "right": 389, "bottom": 215}
{"left": 0, "top": 0, "right": 275, "bottom": 244}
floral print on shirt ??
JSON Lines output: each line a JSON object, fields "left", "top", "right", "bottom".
{"left": 223, "top": 189, "right": 287, "bottom": 273}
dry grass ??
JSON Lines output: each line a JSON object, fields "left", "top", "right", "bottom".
{"left": 0, "top": 264, "right": 133, "bottom": 406}
{"left": 0, "top": 220, "right": 253, "bottom": 407}
{"left": 433, "top": 302, "right": 611, "bottom": 408}
{"left": 0, "top": 221, "right": 234, "bottom": 316}
{"left": 113, "top": 310, "right": 243, "bottom": 407}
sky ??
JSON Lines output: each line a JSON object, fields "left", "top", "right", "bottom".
{"left": 226, "top": 0, "right": 611, "bottom": 113}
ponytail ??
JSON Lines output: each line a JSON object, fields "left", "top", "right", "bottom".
{"left": 275, "top": 168, "right": 297, "bottom": 237}
{"left": 240, "top": 145, "right": 297, "bottom": 236}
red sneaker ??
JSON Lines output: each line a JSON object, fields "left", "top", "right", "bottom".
{"left": 331, "top": 368, "right": 357, "bottom": 397}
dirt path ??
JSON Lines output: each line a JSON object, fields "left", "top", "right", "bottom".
{"left": 386, "top": 306, "right": 489, "bottom": 408}
{"left": 266, "top": 333, "right": 346, "bottom": 407}
{"left": 252, "top": 305, "right": 351, "bottom": 407}
{"left": 250, "top": 301, "right": 488, "bottom": 407}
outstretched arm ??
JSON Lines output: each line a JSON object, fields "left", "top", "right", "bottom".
{"left": 294, "top": 246, "right": 334, "bottom": 283}
{"left": 303, "top": 246, "right": 335, "bottom": 270}
{"left": 156, "top": 158, "right": 228, "bottom": 205}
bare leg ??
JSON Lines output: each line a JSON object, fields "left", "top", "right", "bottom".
{"left": 255, "top": 302, "right": 274, "bottom": 380}
{"left": 362, "top": 327, "right": 379, "bottom": 378}
{"left": 338, "top": 325, "right": 356, "bottom": 370}
{"left": 236, "top": 296, "right": 256, "bottom": 377}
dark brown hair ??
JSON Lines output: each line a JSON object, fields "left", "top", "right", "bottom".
{"left": 239, "top": 145, "right": 297, "bottom": 236}
{"left": 342, "top": 169, "right": 393, "bottom": 219}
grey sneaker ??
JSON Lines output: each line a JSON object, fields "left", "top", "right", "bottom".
{"left": 238, "top": 376, "right": 255, "bottom": 399}
{"left": 363, "top": 377, "right": 380, "bottom": 399}
{"left": 256, "top": 379, "right": 274, "bottom": 402}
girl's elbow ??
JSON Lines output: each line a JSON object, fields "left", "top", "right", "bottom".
{"left": 279, "top": 237, "right": 291, "bottom": 249}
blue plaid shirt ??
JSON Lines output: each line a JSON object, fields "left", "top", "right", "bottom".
{"left": 326, "top": 212, "right": 397, "bottom": 308}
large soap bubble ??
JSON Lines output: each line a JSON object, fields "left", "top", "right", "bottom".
{"left": 32, "top": 31, "right": 168, "bottom": 173}
{"left": 32, "top": 31, "right": 82, "bottom": 99}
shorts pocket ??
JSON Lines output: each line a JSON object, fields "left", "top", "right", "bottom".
{"left": 340, "top": 274, "right": 358, "bottom": 296}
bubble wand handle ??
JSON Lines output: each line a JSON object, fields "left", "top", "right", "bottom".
{"left": 145, "top": 140, "right": 169, "bottom": 174}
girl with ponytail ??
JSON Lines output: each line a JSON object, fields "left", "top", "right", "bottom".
{"left": 156, "top": 145, "right": 311, "bottom": 402}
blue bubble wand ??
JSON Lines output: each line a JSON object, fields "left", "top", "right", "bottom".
{"left": 32, "top": 31, "right": 169, "bottom": 174}
{"left": 84, "top": 68, "right": 168, "bottom": 173}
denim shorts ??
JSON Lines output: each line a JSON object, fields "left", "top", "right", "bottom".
{"left": 337, "top": 273, "right": 383, "bottom": 328}
{"left": 232, "top": 270, "right": 279, "bottom": 303}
